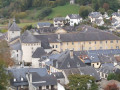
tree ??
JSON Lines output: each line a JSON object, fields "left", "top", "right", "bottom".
{"left": 21, "top": 25, "right": 33, "bottom": 33}
{"left": 0, "top": 61, "right": 10, "bottom": 90}
{"left": 98, "top": 8, "right": 105, "bottom": 15}
{"left": 103, "top": 3, "right": 109, "bottom": 11}
{"left": 107, "top": 9, "right": 114, "bottom": 16}
{"left": 79, "top": 6, "right": 93, "bottom": 19}
{"left": 107, "top": 73, "right": 120, "bottom": 82}
{"left": 67, "top": 74, "right": 98, "bottom": 90}
{"left": 104, "top": 82, "right": 119, "bottom": 90}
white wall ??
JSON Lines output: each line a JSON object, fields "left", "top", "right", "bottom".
{"left": 32, "top": 58, "right": 40, "bottom": 68}
{"left": 22, "top": 43, "right": 41, "bottom": 63}
{"left": 11, "top": 50, "right": 22, "bottom": 62}
{"left": 8, "top": 31, "right": 20, "bottom": 41}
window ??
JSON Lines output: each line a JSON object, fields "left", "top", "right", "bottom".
{"left": 100, "top": 47, "right": 102, "bottom": 49}
{"left": 52, "top": 45, "right": 54, "bottom": 48}
{"left": 100, "top": 41, "right": 102, "bottom": 44}
{"left": 111, "top": 40, "right": 113, "bottom": 43}
{"left": 14, "top": 78, "right": 16, "bottom": 82}
{"left": 78, "top": 42, "right": 80, "bottom": 45}
{"left": 72, "top": 42, "right": 74, "bottom": 45}
{"left": 17, "top": 50, "right": 18, "bottom": 52}
{"left": 95, "top": 41, "right": 96, "bottom": 44}
{"left": 17, "top": 54, "right": 18, "bottom": 57}
{"left": 97, "top": 63, "right": 99, "bottom": 65}
{"left": 60, "top": 42, "right": 63, "bottom": 45}
{"left": 116, "top": 40, "right": 119, "bottom": 43}
{"left": 106, "top": 41, "right": 107, "bottom": 43}
{"left": 21, "top": 77, "right": 23, "bottom": 81}
{"left": 46, "top": 86, "right": 49, "bottom": 89}
{"left": 89, "top": 47, "right": 91, "bottom": 50}
{"left": 89, "top": 42, "right": 91, "bottom": 44}
{"left": 56, "top": 45, "right": 58, "bottom": 48}
{"left": 12, "top": 31, "right": 14, "bottom": 33}
{"left": 116, "top": 46, "right": 119, "bottom": 49}
{"left": 67, "top": 42, "right": 69, "bottom": 45}
{"left": 111, "top": 47, "right": 113, "bottom": 49}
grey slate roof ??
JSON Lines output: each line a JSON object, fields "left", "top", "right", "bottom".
{"left": 35, "top": 26, "right": 120, "bottom": 43}
{"left": 98, "top": 65, "right": 115, "bottom": 74}
{"left": 32, "top": 47, "right": 47, "bottom": 58}
{"left": 21, "top": 30, "right": 41, "bottom": 43}
{"left": 54, "top": 17, "right": 65, "bottom": 21}
{"left": 32, "top": 26, "right": 77, "bottom": 34}
{"left": 56, "top": 50, "right": 86, "bottom": 69}
{"left": 80, "top": 66, "right": 100, "bottom": 80}
{"left": 10, "top": 41, "right": 21, "bottom": 50}
{"left": 67, "top": 14, "right": 82, "bottom": 19}
{"left": 63, "top": 68, "right": 81, "bottom": 77}
{"left": 88, "top": 12, "right": 102, "bottom": 18}
{"left": 8, "top": 68, "right": 48, "bottom": 87}
{"left": 52, "top": 72, "right": 65, "bottom": 79}
{"left": 37, "top": 22, "right": 51, "bottom": 27}
{"left": 9, "top": 20, "right": 21, "bottom": 31}
{"left": 31, "top": 72, "right": 57, "bottom": 87}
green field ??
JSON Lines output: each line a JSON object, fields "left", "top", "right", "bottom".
{"left": 46, "top": 4, "right": 80, "bottom": 19}
{"left": 0, "top": 4, "right": 80, "bottom": 29}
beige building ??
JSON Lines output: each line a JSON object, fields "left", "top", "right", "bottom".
{"left": 40, "top": 26, "right": 120, "bottom": 52}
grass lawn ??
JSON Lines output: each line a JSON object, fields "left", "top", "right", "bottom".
{"left": 46, "top": 4, "right": 80, "bottom": 19}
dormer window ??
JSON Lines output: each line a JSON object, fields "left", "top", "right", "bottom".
{"left": 77, "top": 62, "right": 80, "bottom": 67}
{"left": 14, "top": 78, "right": 16, "bottom": 82}
{"left": 67, "top": 62, "right": 70, "bottom": 68}
{"left": 21, "top": 77, "right": 23, "bottom": 81}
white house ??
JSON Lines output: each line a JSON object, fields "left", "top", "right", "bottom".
{"left": 112, "top": 9, "right": 120, "bottom": 27}
{"left": 65, "top": 14, "right": 82, "bottom": 26}
{"left": 70, "top": 0, "right": 75, "bottom": 4}
{"left": 53, "top": 17, "right": 65, "bottom": 27}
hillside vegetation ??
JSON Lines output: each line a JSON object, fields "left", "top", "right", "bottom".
{"left": 46, "top": 4, "right": 80, "bottom": 19}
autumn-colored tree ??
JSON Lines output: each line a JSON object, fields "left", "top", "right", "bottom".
{"left": 103, "top": 3, "right": 109, "bottom": 11}
{"left": 0, "top": 40, "right": 14, "bottom": 66}
{"left": 104, "top": 83, "right": 119, "bottom": 90}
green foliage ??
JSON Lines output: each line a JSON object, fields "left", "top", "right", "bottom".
{"left": 0, "top": 29, "right": 8, "bottom": 33}
{"left": 38, "top": 7, "right": 52, "bottom": 20}
{"left": 46, "top": 4, "right": 80, "bottom": 20}
{"left": 0, "top": 61, "right": 10, "bottom": 90}
{"left": 98, "top": 8, "right": 105, "bottom": 15}
{"left": 79, "top": 6, "right": 93, "bottom": 19}
{"left": 103, "top": 18, "right": 111, "bottom": 25}
{"left": 97, "top": 26, "right": 109, "bottom": 30}
{"left": 67, "top": 74, "right": 98, "bottom": 90}
{"left": 107, "top": 73, "right": 120, "bottom": 81}
{"left": 107, "top": 9, "right": 114, "bottom": 16}
{"left": 21, "top": 25, "right": 32, "bottom": 33}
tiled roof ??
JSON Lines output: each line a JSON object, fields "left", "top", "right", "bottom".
{"left": 8, "top": 68, "right": 48, "bottom": 87}
{"left": 32, "top": 47, "right": 47, "bottom": 58}
{"left": 35, "top": 26, "right": 120, "bottom": 43}
{"left": 68, "top": 14, "right": 82, "bottom": 19}
{"left": 9, "top": 20, "right": 21, "bottom": 31}
{"left": 21, "top": 30, "right": 41, "bottom": 43}
{"left": 37, "top": 22, "right": 51, "bottom": 27}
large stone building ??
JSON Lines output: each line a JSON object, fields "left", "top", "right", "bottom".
{"left": 38, "top": 26, "right": 120, "bottom": 52}
{"left": 8, "top": 20, "right": 120, "bottom": 64}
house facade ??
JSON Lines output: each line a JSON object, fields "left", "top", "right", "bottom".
{"left": 65, "top": 14, "right": 83, "bottom": 26}
{"left": 53, "top": 17, "right": 65, "bottom": 27}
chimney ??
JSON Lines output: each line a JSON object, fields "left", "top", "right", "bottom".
{"left": 70, "top": 49, "right": 74, "bottom": 58}
{"left": 58, "top": 33, "right": 60, "bottom": 40}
